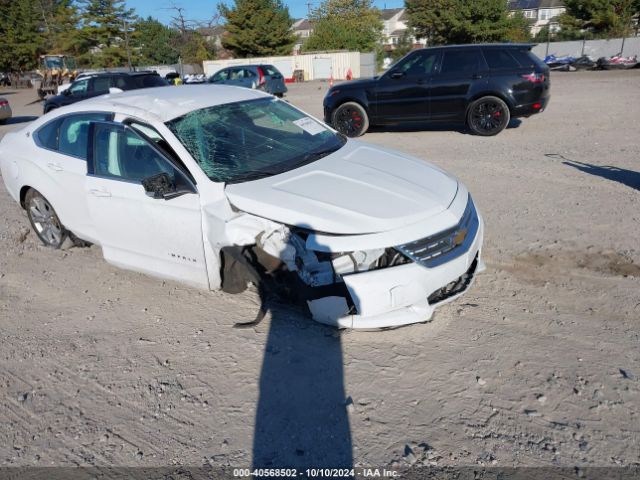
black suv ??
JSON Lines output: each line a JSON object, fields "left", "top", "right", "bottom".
{"left": 324, "top": 43, "right": 550, "bottom": 137}
{"left": 43, "top": 71, "right": 169, "bottom": 114}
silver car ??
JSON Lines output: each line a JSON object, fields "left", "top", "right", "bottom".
{"left": 0, "top": 97, "right": 11, "bottom": 123}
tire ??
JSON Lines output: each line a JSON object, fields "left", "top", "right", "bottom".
{"left": 467, "top": 96, "right": 510, "bottom": 136}
{"left": 331, "top": 101, "right": 369, "bottom": 137}
{"left": 24, "top": 189, "right": 67, "bottom": 248}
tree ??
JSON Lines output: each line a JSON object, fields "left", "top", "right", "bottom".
{"left": 134, "top": 17, "right": 180, "bottom": 65}
{"left": 302, "top": 0, "right": 383, "bottom": 52}
{"left": 34, "top": 1, "right": 81, "bottom": 55}
{"left": 559, "top": 0, "right": 640, "bottom": 38}
{"left": 390, "top": 29, "right": 416, "bottom": 62}
{"left": 405, "top": 0, "right": 530, "bottom": 45}
{"left": 0, "top": 0, "right": 44, "bottom": 71}
{"left": 218, "top": 0, "right": 297, "bottom": 57}
{"left": 76, "top": 0, "right": 139, "bottom": 68}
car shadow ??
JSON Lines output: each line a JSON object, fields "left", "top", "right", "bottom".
{"left": 3, "top": 116, "right": 39, "bottom": 125}
{"left": 551, "top": 154, "right": 640, "bottom": 191}
{"left": 368, "top": 118, "right": 522, "bottom": 135}
{"left": 244, "top": 227, "right": 354, "bottom": 469}
{"left": 0, "top": 91, "right": 17, "bottom": 96}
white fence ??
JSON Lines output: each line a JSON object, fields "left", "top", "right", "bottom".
{"left": 532, "top": 37, "right": 640, "bottom": 59}
{"left": 203, "top": 51, "right": 374, "bottom": 81}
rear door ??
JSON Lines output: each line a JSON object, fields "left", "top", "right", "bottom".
{"left": 85, "top": 121, "right": 209, "bottom": 288}
{"left": 374, "top": 49, "right": 441, "bottom": 121}
{"left": 32, "top": 112, "right": 112, "bottom": 242}
{"left": 429, "top": 47, "right": 487, "bottom": 121}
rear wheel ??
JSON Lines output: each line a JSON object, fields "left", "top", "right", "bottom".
{"left": 332, "top": 101, "right": 369, "bottom": 137}
{"left": 25, "top": 189, "right": 67, "bottom": 248}
{"left": 467, "top": 96, "right": 510, "bottom": 136}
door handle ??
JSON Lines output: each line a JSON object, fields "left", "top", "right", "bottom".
{"left": 47, "top": 162, "right": 63, "bottom": 171}
{"left": 89, "top": 188, "right": 111, "bottom": 197}
{"left": 472, "top": 74, "right": 483, "bottom": 80}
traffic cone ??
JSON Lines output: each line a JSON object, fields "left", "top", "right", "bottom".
{"left": 329, "top": 73, "right": 334, "bottom": 87}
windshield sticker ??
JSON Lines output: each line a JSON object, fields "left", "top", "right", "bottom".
{"left": 293, "top": 117, "right": 326, "bottom": 136}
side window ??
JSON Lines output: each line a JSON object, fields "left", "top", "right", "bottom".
{"left": 212, "top": 70, "right": 228, "bottom": 82}
{"left": 91, "top": 77, "right": 111, "bottom": 94}
{"left": 68, "top": 78, "right": 89, "bottom": 96}
{"left": 113, "top": 76, "right": 128, "bottom": 89}
{"left": 230, "top": 68, "right": 243, "bottom": 80}
{"left": 440, "top": 50, "right": 480, "bottom": 75}
{"left": 483, "top": 49, "right": 520, "bottom": 69}
{"left": 58, "top": 113, "right": 111, "bottom": 159}
{"left": 396, "top": 51, "right": 439, "bottom": 76}
{"left": 93, "top": 125, "right": 176, "bottom": 182}
{"left": 35, "top": 113, "right": 110, "bottom": 156}
{"left": 244, "top": 69, "right": 256, "bottom": 78}
{"left": 36, "top": 118, "right": 63, "bottom": 150}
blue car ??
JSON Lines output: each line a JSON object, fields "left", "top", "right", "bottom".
{"left": 209, "top": 64, "right": 287, "bottom": 97}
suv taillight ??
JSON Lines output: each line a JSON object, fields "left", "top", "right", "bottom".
{"left": 257, "top": 67, "right": 266, "bottom": 86}
{"left": 521, "top": 73, "right": 545, "bottom": 83}
{"left": 0, "top": 100, "right": 8, "bottom": 107}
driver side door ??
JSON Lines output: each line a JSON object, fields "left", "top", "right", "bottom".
{"left": 374, "top": 49, "right": 441, "bottom": 121}
{"left": 85, "top": 121, "right": 209, "bottom": 289}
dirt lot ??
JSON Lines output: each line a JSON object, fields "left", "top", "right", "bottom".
{"left": 0, "top": 71, "right": 639, "bottom": 470}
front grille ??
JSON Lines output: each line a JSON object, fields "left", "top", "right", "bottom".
{"left": 396, "top": 195, "right": 478, "bottom": 268}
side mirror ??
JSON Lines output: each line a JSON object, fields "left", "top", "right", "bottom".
{"left": 63, "top": 88, "right": 71, "bottom": 96}
{"left": 390, "top": 71, "right": 405, "bottom": 79}
{"left": 142, "top": 172, "right": 193, "bottom": 200}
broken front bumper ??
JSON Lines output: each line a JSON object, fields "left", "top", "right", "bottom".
{"left": 309, "top": 215, "right": 484, "bottom": 330}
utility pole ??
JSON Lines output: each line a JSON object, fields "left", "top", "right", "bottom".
{"left": 123, "top": 17, "right": 133, "bottom": 71}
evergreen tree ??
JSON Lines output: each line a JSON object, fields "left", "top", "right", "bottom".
{"left": 405, "top": 0, "right": 530, "bottom": 45}
{"left": 302, "top": 0, "right": 383, "bottom": 53}
{"left": 134, "top": 17, "right": 181, "bottom": 65}
{"left": 218, "top": 0, "right": 297, "bottom": 57}
{"left": 77, "top": 0, "right": 138, "bottom": 68}
{"left": 0, "top": 0, "right": 45, "bottom": 71}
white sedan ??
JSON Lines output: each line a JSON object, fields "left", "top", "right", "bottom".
{"left": 0, "top": 86, "right": 484, "bottom": 329}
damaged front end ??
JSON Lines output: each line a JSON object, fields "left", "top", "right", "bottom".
{"left": 217, "top": 194, "right": 483, "bottom": 330}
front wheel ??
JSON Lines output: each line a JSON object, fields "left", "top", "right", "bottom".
{"left": 25, "top": 189, "right": 67, "bottom": 248}
{"left": 332, "top": 102, "right": 369, "bottom": 137}
{"left": 467, "top": 96, "right": 510, "bottom": 136}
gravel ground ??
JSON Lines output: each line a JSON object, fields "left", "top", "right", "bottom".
{"left": 0, "top": 71, "right": 639, "bottom": 470}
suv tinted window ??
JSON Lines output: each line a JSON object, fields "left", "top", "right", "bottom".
{"left": 510, "top": 49, "right": 546, "bottom": 69}
{"left": 483, "top": 48, "right": 520, "bottom": 69}
{"left": 131, "top": 74, "right": 167, "bottom": 88}
{"left": 395, "top": 51, "right": 439, "bottom": 76}
{"left": 441, "top": 50, "right": 480, "bottom": 74}
{"left": 262, "top": 65, "right": 281, "bottom": 77}
{"left": 91, "top": 76, "right": 111, "bottom": 94}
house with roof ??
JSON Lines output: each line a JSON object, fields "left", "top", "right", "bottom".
{"left": 508, "top": 0, "right": 566, "bottom": 35}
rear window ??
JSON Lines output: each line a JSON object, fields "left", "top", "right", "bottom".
{"left": 483, "top": 48, "right": 520, "bottom": 69}
{"left": 441, "top": 50, "right": 480, "bottom": 74}
{"left": 510, "top": 49, "right": 547, "bottom": 69}
{"left": 261, "top": 65, "right": 281, "bottom": 76}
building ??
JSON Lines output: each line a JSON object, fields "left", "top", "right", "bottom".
{"left": 292, "top": 18, "right": 313, "bottom": 54}
{"left": 508, "top": 0, "right": 566, "bottom": 36}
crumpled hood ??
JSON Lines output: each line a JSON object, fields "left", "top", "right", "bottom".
{"left": 225, "top": 140, "right": 459, "bottom": 235}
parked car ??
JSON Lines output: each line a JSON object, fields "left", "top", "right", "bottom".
{"left": 209, "top": 64, "right": 287, "bottom": 97}
{"left": 324, "top": 43, "right": 550, "bottom": 137}
{"left": 43, "top": 71, "right": 169, "bottom": 113}
{"left": 0, "top": 97, "right": 11, "bottom": 123}
{"left": 0, "top": 85, "right": 483, "bottom": 330}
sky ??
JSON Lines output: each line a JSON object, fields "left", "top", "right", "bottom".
{"left": 127, "top": 0, "right": 406, "bottom": 25}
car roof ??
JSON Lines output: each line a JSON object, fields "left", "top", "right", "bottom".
{"left": 61, "top": 84, "right": 270, "bottom": 122}
{"left": 418, "top": 43, "right": 534, "bottom": 51}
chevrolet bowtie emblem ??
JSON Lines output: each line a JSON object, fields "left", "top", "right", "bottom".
{"left": 453, "top": 228, "right": 467, "bottom": 246}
